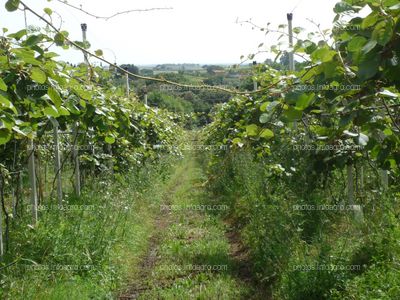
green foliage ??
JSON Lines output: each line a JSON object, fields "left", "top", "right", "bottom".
{"left": 204, "top": 0, "right": 400, "bottom": 298}
{"left": 148, "top": 91, "right": 193, "bottom": 114}
{"left": 0, "top": 157, "right": 174, "bottom": 299}
{"left": 0, "top": 28, "right": 183, "bottom": 175}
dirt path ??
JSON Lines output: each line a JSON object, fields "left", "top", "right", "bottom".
{"left": 118, "top": 154, "right": 264, "bottom": 299}
{"left": 118, "top": 165, "right": 188, "bottom": 299}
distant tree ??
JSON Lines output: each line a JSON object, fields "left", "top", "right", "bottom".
{"left": 203, "top": 76, "right": 223, "bottom": 86}
{"left": 120, "top": 64, "right": 139, "bottom": 77}
{"left": 140, "top": 69, "right": 154, "bottom": 76}
{"left": 205, "top": 65, "right": 224, "bottom": 75}
{"left": 279, "top": 52, "right": 290, "bottom": 70}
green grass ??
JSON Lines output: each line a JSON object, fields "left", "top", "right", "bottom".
{"left": 131, "top": 153, "right": 256, "bottom": 299}
{"left": 0, "top": 158, "right": 175, "bottom": 300}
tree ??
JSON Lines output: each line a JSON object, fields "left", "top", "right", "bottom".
{"left": 120, "top": 64, "right": 139, "bottom": 78}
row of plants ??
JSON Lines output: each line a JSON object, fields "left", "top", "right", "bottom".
{"left": 0, "top": 1, "right": 185, "bottom": 297}
{"left": 0, "top": 155, "right": 176, "bottom": 299}
{"left": 204, "top": 0, "right": 400, "bottom": 298}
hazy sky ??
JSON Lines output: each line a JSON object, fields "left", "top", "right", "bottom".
{"left": 1, "top": 0, "right": 339, "bottom": 65}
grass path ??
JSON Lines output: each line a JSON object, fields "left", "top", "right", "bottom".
{"left": 118, "top": 152, "right": 265, "bottom": 300}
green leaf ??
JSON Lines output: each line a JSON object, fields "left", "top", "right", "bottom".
{"left": 344, "top": 130, "right": 358, "bottom": 137}
{"left": 372, "top": 20, "right": 393, "bottom": 46}
{"left": 47, "top": 87, "right": 62, "bottom": 107}
{"left": 296, "top": 93, "right": 315, "bottom": 110}
{"left": 361, "top": 12, "right": 379, "bottom": 29}
{"left": 31, "top": 67, "right": 47, "bottom": 84}
{"left": 232, "top": 137, "right": 242, "bottom": 145}
{"left": 333, "top": 1, "right": 354, "bottom": 13}
{"left": 12, "top": 126, "right": 26, "bottom": 136}
{"left": 260, "top": 128, "right": 274, "bottom": 139}
{"left": 12, "top": 49, "right": 41, "bottom": 65}
{"left": 105, "top": 136, "right": 115, "bottom": 144}
{"left": 260, "top": 102, "right": 270, "bottom": 112}
{"left": 0, "top": 129, "right": 11, "bottom": 145}
{"left": 358, "top": 54, "right": 379, "bottom": 80}
{"left": 246, "top": 124, "right": 259, "bottom": 136}
{"left": 24, "top": 35, "right": 44, "bottom": 47}
{"left": 311, "top": 48, "right": 336, "bottom": 63}
{"left": 389, "top": 3, "right": 400, "bottom": 10}
{"left": 362, "top": 40, "right": 377, "bottom": 54}
{"left": 284, "top": 106, "right": 303, "bottom": 121}
{"left": 44, "top": 105, "right": 59, "bottom": 117}
{"left": 94, "top": 49, "right": 103, "bottom": 56}
{"left": 7, "top": 29, "right": 26, "bottom": 40}
{"left": 58, "top": 106, "right": 70, "bottom": 116}
{"left": 378, "top": 90, "right": 398, "bottom": 98}
{"left": 74, "top": 41, "right": 91, "bottom": 50}
{"left": 358, "top": 133, "right": 369, "bottom": 146}
{"left": 54, "top": 33, "right": 65, "bottom": 46}
{"left": 348, "top": 36, "right": 367, "bottom": 52}
{"left": 73, "top": 87, "right": 91, "bottom": 101}
{"left": 0, "top": 94, "right": 17, "bottom": 113}
{"left": 5, "top": 0, "right": 20, "bottom": 12}
{"left": 259, "top": 113, "right": 269, "bottom": 124}
{"left": 323, "top": 61, "right": 339, "bottom": 78}
{"left": 0, "top": 78, "right": 7, "bottom": 91}
{"left": 44, "top": 7, "right": 52, "bottom": 15}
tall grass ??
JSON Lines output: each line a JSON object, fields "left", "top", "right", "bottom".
{"left": 0, "top": 157, "right": 175, "bottom": 299}
{"left": 206, "top": 149, "right": 400, "bottom": 299}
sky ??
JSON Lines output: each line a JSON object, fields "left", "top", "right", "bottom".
{"left": 1, "top": 0, "right": 339, "bottom": 65}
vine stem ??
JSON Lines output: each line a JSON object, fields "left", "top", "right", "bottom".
{"left": 54, "top": 0, "right": 173, "bottom": 21}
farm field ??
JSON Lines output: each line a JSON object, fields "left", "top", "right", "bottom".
{"left": 1, "top": 0, "right": 400, "bottom": 299}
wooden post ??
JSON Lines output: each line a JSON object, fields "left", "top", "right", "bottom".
{"left": 28, "top": 139, "right": 38, "bottom": 224}
{"left": 72, "top": 124, "right": 81, "bottom": 196}
{"left": 51, "top": 118, "right": 63, "bottom": 205}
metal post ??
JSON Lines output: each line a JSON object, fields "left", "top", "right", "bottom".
{"left": 287, "top": 13, "right": 295, "bottom": 71}
{"left": 81, "top": 23, "right": 89, "bottom": 65}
